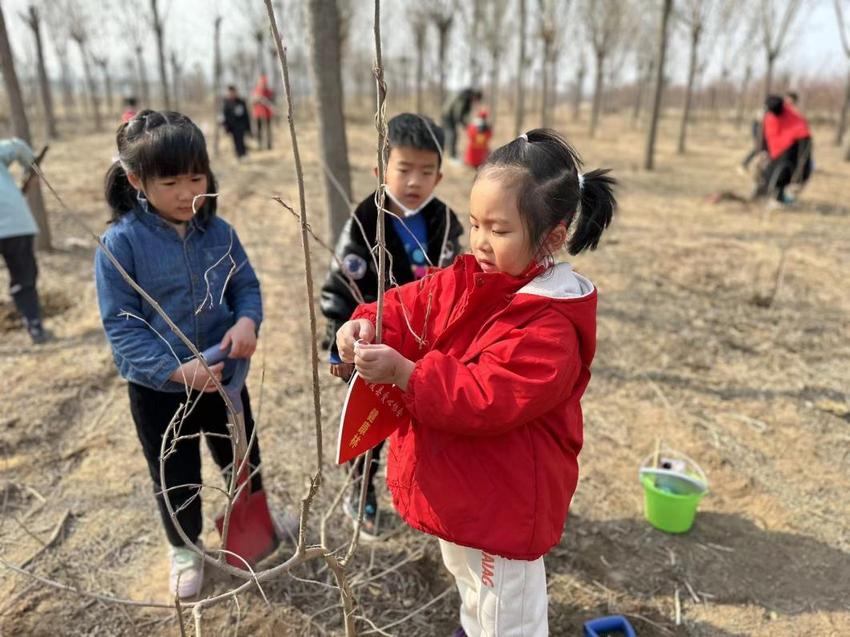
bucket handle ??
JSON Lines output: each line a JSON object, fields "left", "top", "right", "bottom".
{"left": 639, "top": 449, "right": 708, "bottom": 486}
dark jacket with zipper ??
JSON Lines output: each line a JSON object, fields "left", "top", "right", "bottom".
{"left": 320, "top": 191, "right": 464, "bottom": 353}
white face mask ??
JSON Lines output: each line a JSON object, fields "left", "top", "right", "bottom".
{"left": 384, "top": 188, "right": 435, "bottom": 217}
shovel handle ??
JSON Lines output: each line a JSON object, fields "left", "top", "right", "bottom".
{"left": 200, "top": 344, "right": 250, "bottom": 413}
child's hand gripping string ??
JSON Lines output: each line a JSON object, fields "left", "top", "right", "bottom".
{"left": 336, "top": 318, "right": 376, "bottom": 363}
{"left": 336, "top": 318, "right": 414, "bottom": 388}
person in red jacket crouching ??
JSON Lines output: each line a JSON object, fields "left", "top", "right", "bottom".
{"left": 337, "top": 129, "right": 617, "bottom": 637}
{"left": 464, "top": 108, "right": 492, "bottom": 169}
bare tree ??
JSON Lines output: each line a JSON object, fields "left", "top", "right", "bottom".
{"left": 22, "top": 5, "right": 57, "bottom": 138}
{"left": 410, "top": 9, "right": 428, "bottom": 113}
{"left": 463, "top": 0, "right": 484, "bottom": 84}
{"left": 427, "top": 0, "right": 456, "bottom": 108}
{"left": 0, "top": 3, "right": 51, "bottom": 250}
{"left": 537, "top": 0, "right": 570, "bottom": 128}
{"left": 514, "top": 0, "right": 528, "bottom": 135}
{"left": 308, "top": 0, "right": 353, "bottom": 242}
{"left": 68, "top": 8, "right": 102, "bottom": 131}
{"left": 759, "top": 0, "right": 802, "bottom": 96}
{"left": 584, "top": 0, "right": 626, "bottom": 137}
{"left": 644, "top": 0, "right": 673, "bottom": 170}
{"left": 482, "top": 0, "right": 509, "bottom": 126}
{"left": 833, "top": 0, "right": 850, "bottom": 154}
{"left": 149, "top": 0, "right": 170, "bottom": 109}
{"left": 92, "top": 56, "right": 114, "bottom": 115}
{"left": 675, "top": 0, "right": 718, "bottom": 154}
{"left": 212, "top": 15, "right": 223, "bottom": 156}
{"left": 169, "top": 51, "right": 183, "bottom": 112}
{"left": 42, "top": 2, "right": 75, "bottom": 119}
{"left": 119, "top": 14, "right": 151, "bottom": 106}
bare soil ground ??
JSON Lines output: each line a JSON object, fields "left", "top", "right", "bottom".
{"left": 1, "top": 108, "right": 848, "bottom": 636}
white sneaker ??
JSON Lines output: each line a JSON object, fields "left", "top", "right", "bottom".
{"left": 169, "top": 543, "right": 204, "bottom": 599}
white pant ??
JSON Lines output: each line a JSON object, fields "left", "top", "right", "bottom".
{"left": 439, "top": 539, "right": 548, "bottom": 636}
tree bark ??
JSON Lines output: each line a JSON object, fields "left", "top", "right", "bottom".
{"left": 95, "top": 59, "right": 114, "bottom": 115}
{"left": 135, "top": 45, "right": 150, "bottom": 106}
{"left": 170, "top": 52, "right": 181, "bottom": 112}
{"left": 73, "top": 38, "right": 102, "bottom": 131}
{"left": 414, "top": 19, "right": 426, "bottom": 113}
{"left": 308, "top": 0, "right": 353, "bottom": 243}
{"left": 677, "top": 28, "right": 700, "bottom": 155}
{"left": 834, "top": 68, "right": 850, "bottom": 147}
{"left": 643, "top": 0, "right": 673, "bottom": 170}
{"left": 0, "top": 4, "right": 51, "bottom": 250}
{"left": 150, "top": 0, "right": 170, "bottom": 109}
{"left": 212, "top": 16, "right": 223, "bottom": 156}
{"left": 589, "top": 51, "right": 604, "bottom": 137}
{"left": 735, "top": 63, "right": 752, "bottom": 129}
{"left": 25, "top": 6, "right": 57, "bottom": 139}
{"left": 541, "top": 39, "right": 552, "bottom": 128}
{"left": 514, "top": 0, "right": 527, "bottom": 136}
{"left": 572, "top": 60, "right": 585, "bottom": 120}
{"left": 436, "top": 22, "right": 451, "bottom": 108}
{"left": 764, "top": 53, "right": 775, "bottom": 97}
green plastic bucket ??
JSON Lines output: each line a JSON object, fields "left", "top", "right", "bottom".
{"left": 641, "top": 475, "right": 706, "bottom": 533}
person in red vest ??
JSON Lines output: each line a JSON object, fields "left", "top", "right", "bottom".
{"left": 464, "top": 108, "right": 492, "bottom": 169}
{"left": 251, "top": 75, "right": 275, "bottom": 150}
{"left": 759, "top": 94, "right": 813, "bottom": 204}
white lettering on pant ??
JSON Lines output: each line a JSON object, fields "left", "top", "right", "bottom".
{"left": 439, "top": 539, "right": 549, "bottom": 636}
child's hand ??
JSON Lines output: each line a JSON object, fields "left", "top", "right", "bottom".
{"left": 170, "top": 359, "right": 225, "bottom": 393}
{"left": 220, "top": 317, "right": 257, "bottom": 359}
{"left": 354, "top": 343, "right": 414, "bottom": 390}
{"left": 329, "top": 362, "right": 355, "bottom": 380}
{"left": 336, "top": 319, "right": 375, "bottom": 363}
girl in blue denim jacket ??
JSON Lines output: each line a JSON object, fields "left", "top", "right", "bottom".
{"left": 95, "top": 110, "right": 266, "bottom": 598}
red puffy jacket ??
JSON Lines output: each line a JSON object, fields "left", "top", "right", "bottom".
{"left": 352, "top": 254, "right": 597, "bottom": 560}
{"left": 763, "top": 102, "right": 811, "bottom": 160}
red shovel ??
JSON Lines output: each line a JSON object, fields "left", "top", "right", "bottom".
{"left": 201, "top": 345, "right": 279, "bottom": 569}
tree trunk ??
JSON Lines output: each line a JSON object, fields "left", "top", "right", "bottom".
{"left": 469, "top": 0, "right": 482, "bottom": 84}
{"left": 212, "top": 16, "right": 223, "bottom": 156}
{"left": 489, "top": 48, "right": 501, "bottom": 127}
{"left": 170, "top": 52, "right": 181, "bottom": 112}
{"left": 57, "top": 51, "right": 74, "bottom": 117}
{"left": 589, "top": 51, "right": 604, "bottom": 137}
{"left": 0, "top": 4, "right": 51, "bottom": 250}
{"left": 150, "top": 0, "right": 170, "bottom": 109}
{"left": 97, "top": 61, "right": 114, "bottom": 115}
{"left": 541, "top": 40, "right": 551, "bottom": 128}
{"left": 75, "top": 40, "right": 102, "bottom": 131}
{"left": 513, "top": 0, "right": 527, "bottom": 136}
{"left": 677, "top": 29, "right": 699, "bottom": 155}
{"left": 308, "top": 0, "right": 353, "bottom": 243}
{"left": 135, "top": 45, "right": 150, "bottom": 106}
{"left": 26, "top": 7, "right": 57, "bottom": 139}
{"left": 632, "top": 59, "right": 651, "bottom": 127}
{"left": 834, "top": 68, "right": 850, "bottom": 147}
{"left": 764, "top": 51, "right": 775, "bottom": 97}
{"left": 643, "top": 0, "right": 673, "bottom": 170}
{"left": 437, "top": 24, "right": 450, "bottom": 108}
{"left": 572, "top": 61, "right": 585, "bottom": 120}
{"left": 735, "top": 63, "right": 752, "bottom": 129}
{"left": 414, "top": 23, "right": 425, "bottom": 113}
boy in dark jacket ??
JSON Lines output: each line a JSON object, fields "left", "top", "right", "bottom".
{"left": 320, "top": 113, "right": 464, "bottom": 538}
{"left": 222, "top": 86, "right": 251, "bottom": 159}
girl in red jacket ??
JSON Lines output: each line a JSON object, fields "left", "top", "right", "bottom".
{"left": 337, "top": 129, "right": 616, "bottom": 636}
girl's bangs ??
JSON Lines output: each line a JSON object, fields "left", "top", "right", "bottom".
{"left": 138, "top": 125, "right": 210, "bottom": 181}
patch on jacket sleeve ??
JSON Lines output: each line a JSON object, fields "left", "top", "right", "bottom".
{"left": 342, "top": 253, "right": 368, "bottom": 280}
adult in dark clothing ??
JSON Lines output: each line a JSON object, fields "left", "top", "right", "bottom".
{"left": 320, "top": 113, "right": 464, "bottom": 538}
{"left": 441, "top": 88, "right": 483, "bottom": 161}
{"left": 757, "top": 94, "right": 813, "bottom": 203}
{"left": 222, "top": 86, "right": 251, "bottom": 159}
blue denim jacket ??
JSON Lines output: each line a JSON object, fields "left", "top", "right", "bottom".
{"left": 95, "top": 199, "right": 262, "bottom": 391}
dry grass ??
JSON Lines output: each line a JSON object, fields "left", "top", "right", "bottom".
{"left": 1, "top": 106, "right": 848, "bottom": 636}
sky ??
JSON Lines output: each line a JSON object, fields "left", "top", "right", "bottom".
{"left": 3, "top": 0, "right": 848, "bottom": 97}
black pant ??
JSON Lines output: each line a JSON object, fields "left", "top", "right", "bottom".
{"left": 0, "top": 234, "right": 41, "bottom": 325}
{"left": 761, "top": 138, "right": 813, "bottom": 201}
{"left": 231, "top": 129, "right": 248, "bottom": 158}
{"left": 256, "top": 117, "right": 272, "bottom": 150}
{"left": 349, "top": 440, "right": 384, "bottom": 494}
{"left": 128, "top": 382, "right": 264, "bottom": 547}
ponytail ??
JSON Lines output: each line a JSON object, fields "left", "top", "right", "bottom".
{"left": 104, "top": 160, "right": 138, "bottom": 221}
{"left": 568, "top": 168, "right": 616, "bottom": 255}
